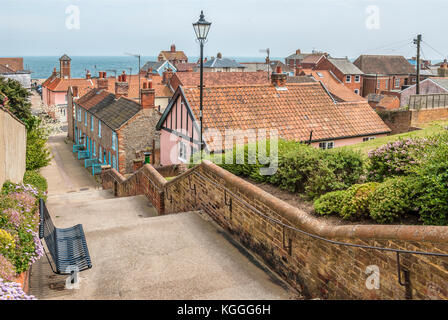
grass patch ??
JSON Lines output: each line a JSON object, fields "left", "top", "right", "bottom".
{"left": 342, "top": 120, "right": 448, "bottom": 155}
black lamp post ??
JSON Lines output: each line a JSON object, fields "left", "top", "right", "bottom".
{"left": 193, "top": 10, "right": 211, "bottom": 161}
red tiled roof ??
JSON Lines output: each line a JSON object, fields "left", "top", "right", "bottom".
{"left": 171, "top": 71, "right": 270, "bottom": 91}
{"left": 174, "top": 63, "right": 197, "bottom": 72}
{"left": 301, "top": 69, "right": 366, "bottom": 102}
{"left": 354, "top": 55, "right": 415, "bottom": 75}
{"left": 181, "top": 82, "right": 389, "bottom": 150}
{"left": 43, "top": 73, "right": 172, "bottom": 100}
{"left": 0, "top": 64, "right": 16, "bottom": 73}
{"left": 75, "top": 89, "right": 112, "bottom": 110}
{"left": 159, "top": 51, "right": 188, "bottom": 62}
{"left": 0, "top": 58, "right": 23, "bottom": 72}
{"left": 301, "top": 54, "right": 325, "bottom": 65}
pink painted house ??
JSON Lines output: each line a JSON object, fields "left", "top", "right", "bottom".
{"left": 156, "top": 69, "right": 391, "bottom": 166}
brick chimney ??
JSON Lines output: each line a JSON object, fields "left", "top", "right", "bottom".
{"left": 217, "top": 52, "right": 222, "bottom": 59}
{"left": 140, "top": 81, "right": 155, "bottom": 109}
{"left": 271, "top": 66, "right": 287, "bottom": 87}
{"left": 171, "top": 44, "right": 176, "bottom": 53}
{"left": 295, "top": 64, "right": 303, "bottom": 76}
{"left": 86, "top": 70, "right": 91, "bottom": 79}
{"left": 97, "top": 71, "right": 109, "bottom": 90}
{"left": 296, "top": 49, "right": 301, "bottom": 55}
{"left": 162, "top": 68, "right": 174, "bottom": 85}
{"left": 438, "top": 59, "right": 448, "bottom": 77}
{"left": 115, "top": 72, "right": 129, "bottom": 98}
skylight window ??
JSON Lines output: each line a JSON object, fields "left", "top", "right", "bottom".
{"left": 316, "top": 72, "right": 323, "bottom": 78}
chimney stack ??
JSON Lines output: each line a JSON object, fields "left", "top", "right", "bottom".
{"left": 115, "top": 72, "right": 129, "bottom": 98}
{"left": 171, "top": 44, "right": 176, "bottom": 53}
{"left": 296, "top": 49, "right": 301, "bottom": 55}
{"left": 162, "top": 68, "right": 174, "bottom": 85}
{"left": 438, "top": 59, "right": 448, "bottom": 77}
{"left": 86, "top": 70, "right": 91, "bottom": 79}
{"left": 140, "top": 81, "right": 155, "bottom": 109}
{"left": 295, "top": 64, "right": 303, "bottom": 76}
{"left": 271, "top": 66, "right": 287, "bottom": 87}
{"left": 97, "top": 71, "right": 109, "bottom": 90}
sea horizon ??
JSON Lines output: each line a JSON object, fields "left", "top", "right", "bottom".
{"left": 23, "top": 56, "right": 283, "bottom": 79}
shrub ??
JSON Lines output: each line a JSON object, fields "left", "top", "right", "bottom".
{"left": 314, "top": 190, "right": 347, "bottom": 216}
{"left": 25, "top": 117, "right": 51, "bottom": 171}
{"left": 23, "top": 170, "right": 47, "bottom": 197}
{"left": 410, "top": 134, "right": 448, "bottom": 225}
{"left": 369, "top": 176, "right": 420, "bottom": 224}
{"left": 367, "top": 137, "right": 434, "bottom": 182}
{"left": 0, "top": 254, "right": 15, "bottom": 282}
{"left": 340, "top": 182, "right": 379, "bottom": 220}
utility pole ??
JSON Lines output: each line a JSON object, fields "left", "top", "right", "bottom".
{"left": 414, "top": 34, "right": 422, "bottom": 94}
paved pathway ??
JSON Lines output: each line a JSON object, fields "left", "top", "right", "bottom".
{"left": 31, "top": 136, "right": 299, "bottom": 300}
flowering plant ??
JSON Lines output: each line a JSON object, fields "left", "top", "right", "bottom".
{"left": 1, "top": 182, "right": 44, "bottom": 277}
{"left": 0, "top": 278, "right": 36, "bottom": 300}
{"left": 367, "top": 137, "right": 434, "bottom": 182}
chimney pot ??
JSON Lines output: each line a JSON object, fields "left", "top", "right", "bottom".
{"left": 141, "top": 81, "right": 155, "bottom": 109}
{"left": 171, "top": 44, "right": 176, "bottom": 52}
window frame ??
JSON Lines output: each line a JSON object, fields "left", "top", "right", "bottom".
{"left": 355, "top": 75, "right": 361, "bottom": 83}
{"left": 363, "top": 136, "right": 376, "bottom": 142}
{"left": 345, "top": 75, "right": 351, "bottom": 83}
{"left": 319, "top": 141, "right": 334, "bottom": 150}
{"left": 178, "top": 141, "right": 188, "bottom": 162}
{"left": 98, "top": 120, "right": 102, "bottom": 137}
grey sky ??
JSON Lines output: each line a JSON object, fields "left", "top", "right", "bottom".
{"left": 1, "top": 0, "right": 447, "bottom": 61}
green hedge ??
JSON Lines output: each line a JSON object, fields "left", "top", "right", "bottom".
{"left": 23, "top": 170, "right": 48, "bottom": 199}
{"left": 212, "top": 140, "right": 365, "bottom": 199}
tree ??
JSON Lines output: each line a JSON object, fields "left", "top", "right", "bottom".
{"left": 0, "top": 77, "right": 32, "bottom": 123}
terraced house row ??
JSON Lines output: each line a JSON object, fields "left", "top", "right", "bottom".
{"left": 67, "top": 72, "right": 161, "bottom": 175}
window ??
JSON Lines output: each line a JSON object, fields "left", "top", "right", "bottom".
{"left": 99, "top": 146, "right": 102, "bottom": 162}
{"left": 395, "top": 78, "right": 400, "bottom": 88}
{"left": 93, "top": 141, "right": 96, "bottom": 156}
{"left": 377, "top": 80, "right": 381, "bottom": 89}
{"left": 355, "top": 75, "right": 360, "bottom": 83}
{"left": 112, "top": 155, "right": 116, "bottom": 170}
{"left": 363, "top": 137, "right": 376, "bottom": 142}
{"left": 319, "top": 141, "right": 334, "bottom": 150}
{"left": 84, "top": 111, "right": 87, "bottom": 126}
{"left": 77, "top": 108, "right": 81, "bottom": 122}
{"left": 345, "top": 75, "right": 351, "bottom": 83}
{"left": 90, "top": 115, "right": 94, "bottom": 131}
{"left": 98, "top": 120, "right": 102, "bottom": 137}
{"left": 385, "top": 79, "right": 389, "bottom": 89}
{"left": 112, "top": 132, "right": 117, "bottom": 151}
{"left": 354, "top": 89, "right": 359, "bottom": 95}
{"left": 178, "top": 141, "right": 187, "bottom": 162}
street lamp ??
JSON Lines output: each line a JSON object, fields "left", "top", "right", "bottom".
{"left": 193, "top": 10, "right": 211, "bottom": 161}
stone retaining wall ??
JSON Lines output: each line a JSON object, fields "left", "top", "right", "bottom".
{"left": 101, "top": 161, "right": 448, "bottom": 299}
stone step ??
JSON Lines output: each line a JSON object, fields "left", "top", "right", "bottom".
{"left": 46, "top": 188, "right": 114, "bottom": 205}
{"left": 46, "top": 195, "right": 158, "bottom": 232}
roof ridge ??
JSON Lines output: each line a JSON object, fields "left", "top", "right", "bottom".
{"left": 183, "top": 82, "right": 320, "bottom": 90}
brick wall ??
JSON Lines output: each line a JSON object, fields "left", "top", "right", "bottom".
{"left": 378, "top": 107, "right": 448, "bottom": 134}
{"left": 411, "top": 107, "right": 448, "bottom": 126}
{"left": 102, "top": 161, "right": 448, "bottom": 300}
{"left": 377, "top": 110, "right": 412, "bottom": 134}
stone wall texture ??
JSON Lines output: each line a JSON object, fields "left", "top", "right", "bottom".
{"left": 102, "top": 161, "right": 448, "bottom": 300}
